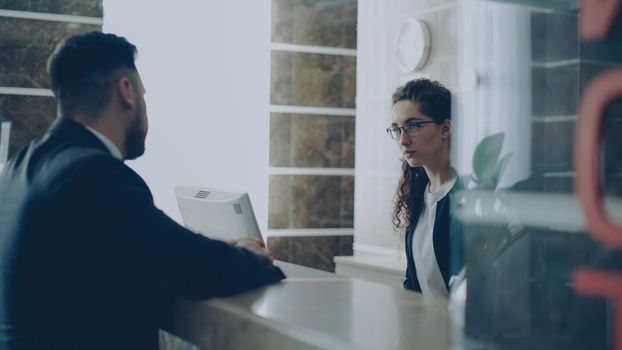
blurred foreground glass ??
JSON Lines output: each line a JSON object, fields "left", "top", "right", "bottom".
{"left": 450, "top": 0, "right": 620, "bottom": 348}
{"left": 0, "top": 119, "right": 11, "bottom": 165}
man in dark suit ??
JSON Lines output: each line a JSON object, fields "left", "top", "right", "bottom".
{"left": 0, "top": 31, "right": 285, "bottom": 349}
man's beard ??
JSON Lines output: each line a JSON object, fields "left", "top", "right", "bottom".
{"left": 124, "top": 109, "right": 146, "bottom": 160}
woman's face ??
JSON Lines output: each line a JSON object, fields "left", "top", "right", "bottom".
{"left": 390, "top": 100, "right": 449, "bottom": 168}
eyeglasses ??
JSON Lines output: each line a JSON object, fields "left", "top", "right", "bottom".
{"left": 386, "top": 121, "right": 437, "bottom": 140}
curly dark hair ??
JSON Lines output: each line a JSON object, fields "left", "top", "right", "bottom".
{"left": 391, "top": 78, "right": 451, "bottom": 230}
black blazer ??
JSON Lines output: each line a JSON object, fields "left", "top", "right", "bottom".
{"left": 403, "top": 180, "right": 463, "bottom": 293}
{"left": 0, "top": 117, "right": 285, "bottom": 350}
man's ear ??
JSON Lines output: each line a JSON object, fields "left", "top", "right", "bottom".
{"left": 441, "top": 119, "right": 452, "bottom": 139}
{"left": 116, "top": 76, "right": 136, "bottom": 110}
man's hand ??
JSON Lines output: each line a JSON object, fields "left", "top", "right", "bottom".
{"left": 230, "top": 238, "right": 274, "bottom": 262}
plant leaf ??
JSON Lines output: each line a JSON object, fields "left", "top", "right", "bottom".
{"left": 493, "top": 153, "right": 512, "bottom": 186}
{"left": 472, "top": 132, "right": 505, "bottom": 183}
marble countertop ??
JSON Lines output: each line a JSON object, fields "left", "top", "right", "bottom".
{"left": 167, "top": 261, "right": 459, "bottom": 349}
{"left": 333, "top": 255, "right": 406, "bottom": 274}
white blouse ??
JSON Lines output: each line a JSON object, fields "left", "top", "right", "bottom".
{"left": 412, "top": 177, "right": 456, "bottom": 298}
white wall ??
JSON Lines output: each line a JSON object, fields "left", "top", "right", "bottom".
{"left": 454, "top": 1, "right": 532, "bottom": 188}
{"left": 103, "top": 1, "right": 271, "bottom": 229}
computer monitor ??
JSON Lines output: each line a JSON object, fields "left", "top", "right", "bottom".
{"left": 174, "top": 186, "right": 263, "bottom": 243}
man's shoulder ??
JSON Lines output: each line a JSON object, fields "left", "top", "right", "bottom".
{"left": 56, "top": 143, "right": 118, "bottom": 169}
{"left": 57, "top": 145, "right": 141, "bottom": 184}
{"left": 40, "top": 141, "right": 122, "bottom": 177}
{"left": 33, "top": 145, "right": 151, "bottom": 210}
{"left": 21, "top": 139, "right": 137, "bottom": 195}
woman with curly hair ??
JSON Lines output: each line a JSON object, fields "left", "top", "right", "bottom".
{"left": 387, "top": 78, "right": 462, "bottom": 298}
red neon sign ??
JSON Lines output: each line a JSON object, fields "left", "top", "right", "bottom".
{"left": 575, "top": 69, "right": 622, "bottom": 248}
{"left": 575, "top": 1, "right": 622, "bottom": 350}
{"left": 580, "top": 0, "right": 622, "bottom": 40}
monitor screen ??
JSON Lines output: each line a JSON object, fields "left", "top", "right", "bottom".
{"left": 174, "top": 186, "right": 263, "bottom": 243}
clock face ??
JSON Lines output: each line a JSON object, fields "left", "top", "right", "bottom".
{"left": 395, "top": 19, "right": 431, "bottom": 72}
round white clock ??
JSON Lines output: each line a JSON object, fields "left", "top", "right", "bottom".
{"left": 395, "top": 19, "right": 431, "bottom": 72}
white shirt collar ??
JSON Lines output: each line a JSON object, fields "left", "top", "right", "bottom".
{"left": 83, "top": 125, "right": 123, "bottom": 160}
{"left": 425, "top": 176, "right": 457, "bottom": 205}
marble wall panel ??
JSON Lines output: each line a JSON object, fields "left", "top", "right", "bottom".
{"left": 0, "top": 17, "right": 100, "bottom": 88}
{"left": 289, "top": 235, "right": 348, "bottom": 271}
{"left": 465, "top": 226, "right": 610, "bottom": 348}
{"left": 579, "top": 62, "right": 617, "bottom": 96}
{"left": 581, "top": 24, "right": 622, "bottom": 64}
{"left": 510, "top": 173, "right": 574, "bottom": 193}
{"left": 526, "top": 229, "right": 609, "bottom": 349}
{"left": 602, "top": 96, "right": 622, "bottom": 122}
{"left": 530, "top": 12, "right": 548, "bottom": 61}
{"left": 338, "top": 234, "right": 353, "bottom": 256}
{"left": 337, "top": 176, "right": 354, "bottom": 226}
{"left": 521, "top": 173, "right": 621, "bottom": 196}
{"left": 266, "top": 236, "right": 291, "bottom": 262}
{"left": 290, "top": 175, "right": 354, "bottom": 229}
{"left": 268, "top": 175, "right": 291, "bottom": 229}
{"left": 267, "top": 235, "right": 353, "bottom": 272}
{"left": 271, "top": 51, "right": 356, "bottom": 108}
{"left": 581, "top": 41, "right": 622, "bottom": 64}
{"left": 271, "top": 0, "right": 357, "bottom": 49}
{"left": 604, "top": 116, "right": 622, "bottom": 197}
{"left": 530, "top": 12, "right": 578, "bottom": 62}
{"left": 604, "top": 175, "right": 622, "bottom": 197}
{"left": 0, "top": 0, "right": 103, "bottom": 17}
{"left": 0, "top": 95, "right": 56, "bottom": 158}
{"left": 268, "top": 175, "right": 354, "bottom": 229}
{"left": 531, "top": 120, "right": 575, "bottom": 173}
{"left": 543, "top": 176, "right": 574, "bottom": 193}
{"left": 604, "top": 113, "right": 622, "bottom": 174}
{"left": 531, "top": 65, "right": 578, "bottom": 117}
{"left": 270, "top": 113, "right": 355, "bottom": 168}
{"left": 270, "top": 114, "right": 291, "bottom": 167}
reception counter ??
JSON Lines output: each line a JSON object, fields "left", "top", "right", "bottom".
{"left": 164, "top": 261, "right": 461, "bottom": 349}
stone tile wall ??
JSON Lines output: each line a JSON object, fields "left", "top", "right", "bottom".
{"left": 268, "top": 235, "right": 353, "bottom": 272}
{"left": 270, "top": 51, "right": 356, "bottom": 108}
{"left": 268, "top": 0, "right": 357, "bottom": 272}
{"left": 270, "top": 113, "right": 355, "bottom": 168}
{"left": 0, "top": 0, "right": 102, "bottom": 16}
{"left": 463, "top": 2, "right": 622, "bottom": 348}
{"left": 0, "top": 0, "right": 102, "bottom": 158}
{"left": 0, "top": 95, "right": 56, "bottom": 153}
{"left": 271, "top": 0, "right": 357, "bottom": 49}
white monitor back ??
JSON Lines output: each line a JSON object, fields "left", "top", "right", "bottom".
{"left": 175, "top": 186, "right": 263, "bottom": 242}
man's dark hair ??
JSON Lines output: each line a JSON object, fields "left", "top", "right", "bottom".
{"left": 47, "top": 31, "right": 137, "bottom": 117}
{"left": 391, "top": 78, "right": 451, "bottom": 123}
